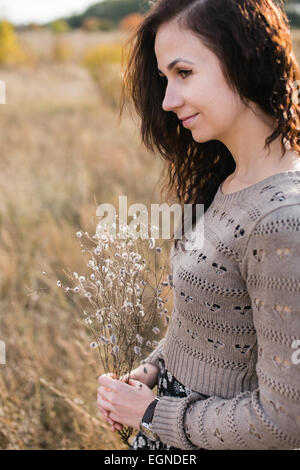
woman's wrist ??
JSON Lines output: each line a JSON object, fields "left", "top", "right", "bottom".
{"left": 130, "top": 363, "right": 159, "bottom": 389}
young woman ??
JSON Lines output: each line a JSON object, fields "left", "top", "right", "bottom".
{"left": 97, "top": 0, "right": 300, "bottom": 450}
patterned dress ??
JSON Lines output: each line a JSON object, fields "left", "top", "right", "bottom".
{"left": 131, "top": 358, "right": 209, "bottom": 450}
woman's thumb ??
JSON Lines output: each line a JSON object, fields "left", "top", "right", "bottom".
{"left": 128, "top": 378, "right": 144, "bottom": 389}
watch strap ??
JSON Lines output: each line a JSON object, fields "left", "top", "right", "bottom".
{"left": 142, "top": 397, "right": 159, "bottom": 424}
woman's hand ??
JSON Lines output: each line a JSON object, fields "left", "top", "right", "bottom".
{"left": 97, "top": 375, "right": 157, "bottom": 430}
{"left": 97, "top": 364, "right": 159, "bottom": 431}
{"left": 120, "top": 363, "right": 160, "bottom": 389}
{"left": 97, "top": 372, "right": 123, "bottom": 432}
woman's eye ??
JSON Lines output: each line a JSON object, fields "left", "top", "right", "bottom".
{"left": 158, "top": 70, "right": 192, "bottom": 80}
{"left": 178, "top": 70, "right": 192, "bottom": 79}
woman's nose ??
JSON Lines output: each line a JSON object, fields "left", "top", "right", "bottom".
{"left": 162, "top": 87, "right": 184, "bottom": 112}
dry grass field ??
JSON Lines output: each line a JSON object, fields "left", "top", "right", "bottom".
{"left": 0, "top": 27, "right": 299, "bottom": 450}
{"left": 0, "top": 28, "right": 165, "bottom": 450}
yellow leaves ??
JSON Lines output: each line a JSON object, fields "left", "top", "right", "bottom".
{"left": 0, "top": 20, "right": 32, "bottom": 67}
{"left": 82, "top": 43, "right": 127, "bottom": 108}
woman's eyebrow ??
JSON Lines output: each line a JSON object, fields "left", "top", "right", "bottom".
{"left": 157, "top": 58, "right": 195, "bottom": 73}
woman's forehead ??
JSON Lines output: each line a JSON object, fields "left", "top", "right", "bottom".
{"left": 154, "top": 24, "right": 208, "bottom": 64}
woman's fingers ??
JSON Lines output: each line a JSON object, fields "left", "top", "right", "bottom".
{"left": 97, "top": 394, "right": 114, "bottom": 412}
{"left": 98, "top": 404, "right": 112, "bottom": 421}
{"left": 97, "top": 397, "right": 123, "bottom": 430}
{"left": 96, "top": 374, "right": 128, "bottom": 432}
{"left": 97, "top": 373, "right": 125, "bottom": 432}
{"left": 112, "top": 422, "right": 123, "bottom": 432}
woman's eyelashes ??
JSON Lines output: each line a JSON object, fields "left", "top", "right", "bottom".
{"left": 178, "top": 70, "right": 192, "bottom": 79}
{"left": 158, "top": 69, "right": 192, "bottom": 80}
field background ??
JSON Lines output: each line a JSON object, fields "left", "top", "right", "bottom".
{"left": 0, "top": 25, "right": 299, "bottom": 450}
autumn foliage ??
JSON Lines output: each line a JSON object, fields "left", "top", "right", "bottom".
{"left": 119, "top": 13, "right": 143, "bottom": 33}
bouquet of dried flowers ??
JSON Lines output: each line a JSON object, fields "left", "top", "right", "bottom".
{"left": 43, "top": 215, "right": 172, "bottom": 448}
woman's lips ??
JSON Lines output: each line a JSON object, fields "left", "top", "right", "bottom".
{"left": 181, "top": 113, "right": 199, "bottom": 127}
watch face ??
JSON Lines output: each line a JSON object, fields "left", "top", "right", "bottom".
{"left": 140, "top": 423, "right": 159, "bottom": 441}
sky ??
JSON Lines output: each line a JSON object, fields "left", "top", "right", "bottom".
{"left": 0, "top": 0, "right": 100, "bottom": 25}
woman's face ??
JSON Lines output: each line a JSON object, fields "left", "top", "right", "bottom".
{"left": 154, "top": 20, "right": 247, "bottom": 144}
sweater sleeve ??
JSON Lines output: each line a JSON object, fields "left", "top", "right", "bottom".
{"left": 141, "top": 337, "right": 165, "bottom": 368}
{"left": 151, "top": 205, "right": 300, "bottom": 450}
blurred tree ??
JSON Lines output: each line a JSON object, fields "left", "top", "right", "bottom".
{"left": 50, "top": 19, "right": 70, "bottom": 34}
{"left": 84, "top": 0, "right": 148, "bottom": 23}
{"left": 81, "top": 16, "right": 101, "bottom": 32}
{"left": 81, "top": 16, "right": 116, "bottom": 32}
{"left": 97, "top": 18, "right": 116, "bottom": 31}
{"left": 25, "top": 23, "right": 44, "bottom": 31}
{"left": 0, "top": 20, "right": 28, "bottom": 66}
{"left": 62, "top": 0, "right": 150, "bottom": 29}
{"left": 83, "top": 43, "right": 124, "bottom": 107}
{"left": 119, "top": 13, "right": 143, "bottom": 33}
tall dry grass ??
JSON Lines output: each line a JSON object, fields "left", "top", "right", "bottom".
{"left": 0, "top": 27, "right": 299, "bottom": 450}
{"left": 0, "top": 30, "right": 165, "bottom": 450}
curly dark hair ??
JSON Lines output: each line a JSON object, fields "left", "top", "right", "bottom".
{"left": 119, "top": 0, "right": 300, "bottom": 247}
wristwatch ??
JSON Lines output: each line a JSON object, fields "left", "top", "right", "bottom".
{"left": 139, "top": 397, "right": 160, "bottom": 441}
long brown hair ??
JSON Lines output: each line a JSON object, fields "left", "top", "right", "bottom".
{"left": 119, "top": 0, "right": 300, "bottom": 246}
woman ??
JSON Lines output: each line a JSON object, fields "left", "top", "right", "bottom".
{"left": 97, "top": 0, "right": 300, "bottom": 450}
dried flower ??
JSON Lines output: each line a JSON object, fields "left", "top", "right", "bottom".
{"left": 149, "top": 238, "right": 155, "bottom": 249}
{"left": 106, "top": 272, "right": 115, "bottom": 282}
{"left": 50, "top": 220, "right": 172, "bottom": 449}
{"left": 110, "top": 334, "right": 117, "bottom": 345}
{"left": 95, "top": 311, "right": 103, "bottom": 323}
{"left": 136, "top": 334, "right": 143, "bottom": 344}
{"left": 152, "top": 327, "right": 160, "bottom": 335}
{"left": 100, "top": 336, "right": 109, "bottom": 344}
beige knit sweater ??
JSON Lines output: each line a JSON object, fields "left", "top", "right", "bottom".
{"left": 142, "top": 170, "right": 300, "bottom": 450}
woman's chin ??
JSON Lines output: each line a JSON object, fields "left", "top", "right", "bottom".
{"left": 191, "top": 129, "right": 213, "bottom": 144}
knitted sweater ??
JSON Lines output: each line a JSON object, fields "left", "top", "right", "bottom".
{"left": 142, "top": 170, "right": 300, "bottom": 450}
